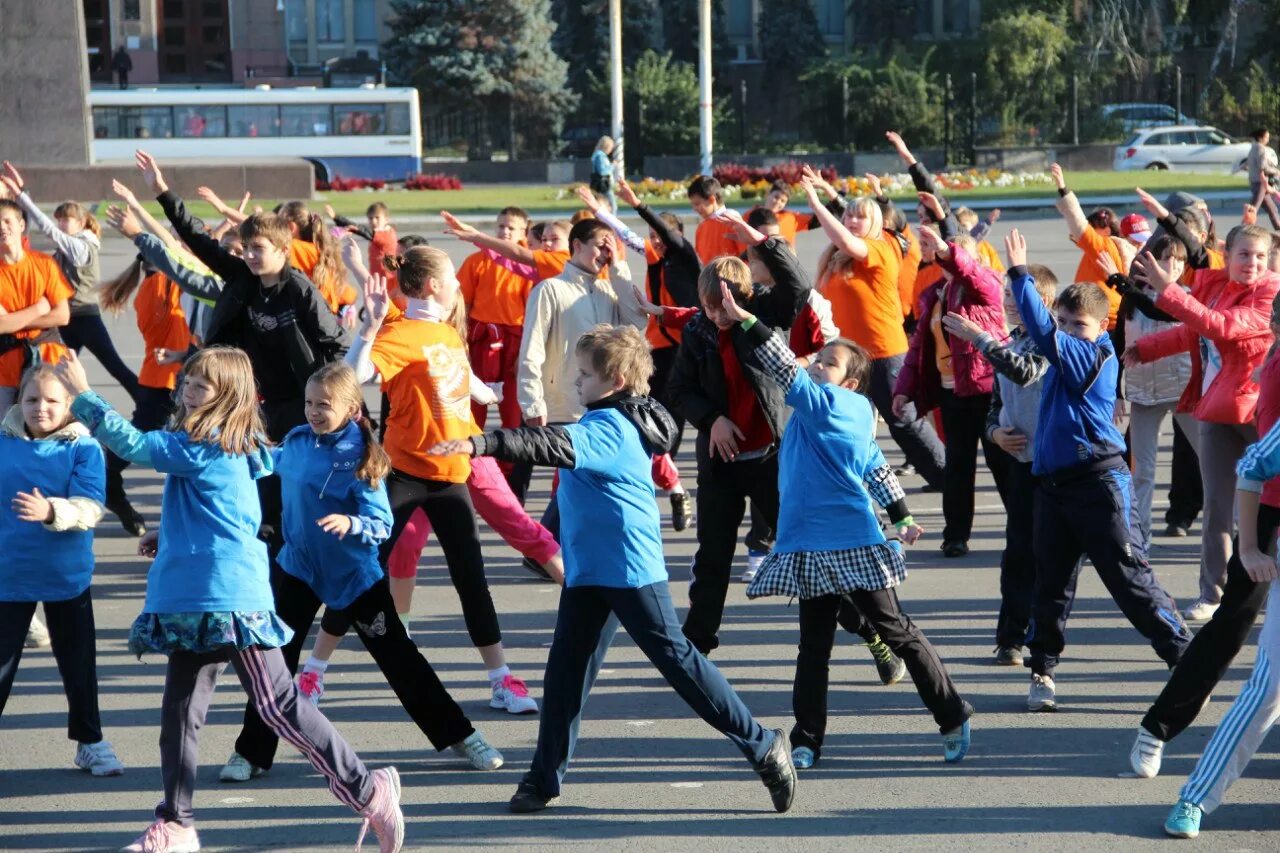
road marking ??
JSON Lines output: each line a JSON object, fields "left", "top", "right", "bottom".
{"left": 671, "top": 782, "right": 703, "bottom": 788}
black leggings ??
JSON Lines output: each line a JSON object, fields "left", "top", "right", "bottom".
{"left": 62, "top": 312, "right": 139, "bottom": 402}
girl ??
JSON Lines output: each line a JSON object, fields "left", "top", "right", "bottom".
{"left": 344, "top": 248, "right": 538, "bottom": 714}
{"left": 723, "top": 282, "right": 973, "bottom": 769}
{"left": 54, "top": 347, "right": 403, "bottom": 853}
{"left": 0, "top": 364, "right": 122, "bottom": 777}
{"left": 222, "top": 362, "right": 502, "bottom": 783}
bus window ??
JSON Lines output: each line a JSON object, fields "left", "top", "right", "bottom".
{"left": 178, "top": 106, "right": 227, "bottom": 138}
{"left": 387, "top": 103, "right": 411, "bottom": 135}
{"left": 281, "top": 104, "right": 332, "bottom": 136}
{"left": 228, "top": 105, "right": 281, "bottom": 137}
{"left": 335, "top": 106, "right": 383, "bottom": 135}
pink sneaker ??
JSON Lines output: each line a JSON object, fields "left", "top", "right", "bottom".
{"left": 297, "top": 670, "right": 325, "bottom": 706}
{"left": 490, "top": 674, "right": 538, "bottom": 715}
{"left": 120, "top": 820, "right": 200, "bottom": 852}
{"left": 355, "top": 766, "right": 404, "bottom": 853}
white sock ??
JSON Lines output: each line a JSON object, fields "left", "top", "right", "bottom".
{"left": 488, "top": 665, "right": 511, "bottom": 684}
{"left": 303, "top": 658, "right": 329, "bottom": 674}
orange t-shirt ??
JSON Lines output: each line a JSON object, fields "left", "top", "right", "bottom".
{"left": 371, "top": 318, "right": 474, "bottom": 484}
{"left": 774, "top": 210, "right": 814, "bottom": 248}
{"left": 695, "top": 215, "right": 741, "bottom": 264}
{"left": 289, "top": 240, "right": 320, "bottom": 277}
{"left": 134, "top": 273, "right": 191, "bottom": 391}
{"left": 823, "top": 239, "right": 907, "bottom": 359}
{"left": 643, "top": 241, "right": 683, "bottom": 351}
{"left": 888, "top": 229, "right": 922, "bottom": 319}
{"left": 459, "top": 250, "right": 535, "bottom": 328}
{"left": 977, "top": 240, "right": 1006, "bottom": 273}
{"left": 369, "top": 228, "right": 398, "bottom": 279}
{"left": 532, "top": 249, "right": 570, "bottom": 283}
{"left": 1071, "top": 227, "right": 1124, "bottom": 328}
{"left": 316, "top": 277, "right": 358, "bottom": 315}
{"left": 912, "top": 263, "right": 945, "bottom": 316}
{"left": 0, "top": 250, "right": 73, "bottom": 386}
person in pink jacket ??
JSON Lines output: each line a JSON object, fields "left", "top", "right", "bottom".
{"left": 1126, "top": 224, "right": 1280, "bottom": 621}
{"left": 893, "top": 230, "right": 1010, "bottom": 557}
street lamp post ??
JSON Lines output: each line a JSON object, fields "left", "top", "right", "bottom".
{"left": 699, "top": 0, "right": 713, "bottom": 175}
{"left": 609, "top": 0, "right": 625, "bottom": 178}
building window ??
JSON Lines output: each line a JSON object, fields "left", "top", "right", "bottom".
{"left": 317, "top": 0, "right": 345, "bottom": 42}
{"left": 93, "top": 107, "right": 176, "bottom": 139}
{"left": 816, "top": 0, "right": 845, "bottom": 39}
{"left": 354, "top": 0, "right": 377, "bottom": 41}
{"left": 944, "top": 0, "right": 971, "bottom": 34}
{"left": 286, "top": 0, "right": 308, "bottom": 43}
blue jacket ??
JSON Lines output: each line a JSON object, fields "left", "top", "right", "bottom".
{"left": 72, "top": 391, "right": 276, "bottom": 614}
{"left": 275, "top": 420, "right": 392, "bottom": 609}
{"left": 0, "top": 409, "right": 105, "bottom": 602}
{"left": 1238, "top": 419, "right": 1280, "bottom": 494}
{"left": 1010, "top": 266, "right": 1126, "bottom": 476}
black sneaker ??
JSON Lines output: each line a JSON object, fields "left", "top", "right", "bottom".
{"left": 866, "top": 638, "right": 907, "bottom": 685}
{"left": 520, "top": 557, "right": 554, "bottom": 582}
{"left": 106, "top": 497, "right": 147, "bottom": 537}
{"left": 508, "top": 781, "right": 557, "bottom": 813}
{"left": 993, "top": 645, "right": 1024, "bottom": 666}
{"left": 941, "top": 540, "right": 968, "bottom": 558}
{"left": 670, "top": 491, "right": 694, "bottom": 532}
{"left": 1162, "top": 523, "right": 1189, "bottom": 538}
{"left": 753, "top": 728, "right": 797, "bottom": 813}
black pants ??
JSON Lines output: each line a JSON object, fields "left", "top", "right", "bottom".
{"left": 792, "top": 589, "right": 971, "bottom": 757}
{"left": 651, "top": 346, "right": 685, "bottom": 459}
{"left": 996, "top": 460, "right": 1037, "bottom": 648}
{"left": 939, "top": 389, "right": 1010, "bottom": 542}
{"left": 62, "top": 312, "right": 139, "bottom": 402}
{"left": 1165, "top": 418, "right": 1204, "bottom": 529}
{"left": 868, "top": 354, "right": 944, "bottom": 489}
{"left": 1027, "top": 467, "right": 1191, "bottom": 676}
{"left": 0, "top": 588, "right": 102, "bottom": 743}
{"left": 1142, "top": 504, "right": 1280, "bottom": 742}
{"left": 235, "top": 571, "right": 474, "bottom": 769}
{"left": 106, "top": 385, "right": 174, "bottom": 504}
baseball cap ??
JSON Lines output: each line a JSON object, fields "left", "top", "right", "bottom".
{"left": 1120, "top": 213, "right": 1152, "bottom": 245}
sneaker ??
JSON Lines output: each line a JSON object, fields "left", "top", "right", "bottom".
{"left": 106, "top": 496, "right": 147, "bottom": 537}
{"left": 120, "top": 820, "right": 200, "bottom": 853}
{"left": 791, "top": 746, "right": 816, "bottom": 770}
{"left": 942, "top": 719, "right": 971, "bottom": 763}
{"left": 24, "top": 615, "right": 51, "bottom": 649}
{"left": 866, "top": 638, "right": 906, "bottom": 685}
{"left": 670, "top": 491, "right": 694, "bottom": 532}
{"left": 218, "top": 752, "right": 265, "bottom": 783}
{"left": 993, "top": 646, "right": 1024, "bottom": 666}
{"left": 452, "top": 731, "right": 504, "bottom": 770}
{"left": 75, "top": 740, "right": 124, "bottom": 777}
{"left": 1182, "top": 600, "right": 1219, "bottom": 622}
{"left": 520, "top": 556, "right": 554, "bottom": 582}
{"left": 1027, "top": 674, "right": 1057, "bottom": 712}
{"left": 893, "top": 463, "right": 916, "bottom": 476}
{"left": 1163, "top": 523, "right": 1190, "bottom": 538}
{"left": 490, "top": 674, "right": 538, "bottom": 715}
{"left": 753, "top": 728, "right": 797, "bottom": 813}
{"left": 1130, "top": 728, "right": 1165, "bottom": 779}
{"left": 509, "top": 780, "right": 558, "bottom": 813}
{"left": 741, "top": 549, "right": 766, "bottom": 583}
{"left": 297, "top": 670, "right": 325, "bottom": 706}
{"left": 941, "top": 540, "right": 969, "bottom": 558}
{"left": 1164, "top": 799, "right": 1203, "bottom": 839}
{"left": 355, "top": 766, "right": 404, "bottom": 853}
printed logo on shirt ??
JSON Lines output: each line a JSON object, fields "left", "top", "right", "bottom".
{"left": 335, "top": 440, "right": 357, "bottom": 454}
{"left": 422, "top": 342, "right": 472, "bottom": 422}
{"left": 356, "top": 612, "right": 387, "bottom": 637}
{"left": 247, "top": 306, "right": 297, "bottom": 333}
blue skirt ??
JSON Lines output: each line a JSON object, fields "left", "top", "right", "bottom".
{"left": 128, "top": 611, "right": 294, "bottom": 658}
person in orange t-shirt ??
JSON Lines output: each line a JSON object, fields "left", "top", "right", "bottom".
{"left": 688, "top": 175, "right": 741, "bottom": 263}
{"left": 346, "top": 245, "right": 538, "bottom": 710}
{"left": 1050, "top": 164, "right": 1128, "bottom": 328}
{"left": 757, "top": 179, "right": 818, "bottom": 248}
{"left": 0, "top": 200, "right": 72, "bottom": 410}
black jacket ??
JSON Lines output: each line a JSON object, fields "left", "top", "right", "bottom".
{"left": 473, "top": 393, "right": 678, "bottom": 466}
{"left": 634, "top": 203, "right": 701, "bottom": 347}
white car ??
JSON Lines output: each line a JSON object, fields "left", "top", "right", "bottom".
{"left": 1114, "top": 125, "right": 1251, "bottom": 173}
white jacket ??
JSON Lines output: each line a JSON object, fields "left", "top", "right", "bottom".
{"left": 1123, "top": 292, "right": 1192, "bottom": 406}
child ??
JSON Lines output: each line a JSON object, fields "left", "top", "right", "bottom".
{"left": 0, "top": 364, "right": 122, "bottom": 777}
{"left": 942, "top": 266, "right": 1058, "bottom": 665}
{"left": 687, "top": 175, "right": 739, "bottom": 263}
{"left": 54, "top": 347, "right": 403, "bottom": 853}
{"left": 589, "top": 135, "right": 617, "bottom": 211}
{"left": 345, "top": 248, "right": 538, "bottom": 714}
{"left": 725, "top": 288, "right": 973, "bottom": 768}
{"left": 952, "top": 206, "right": 1005, "bottom": 272}
{"left": 329, "top": 200, "right": 399, "bottom": 284}
{"left": 759, "top": 179, "right": 817, "bottom": 248}
{"left": 1005, "top": 229, "right": 1190, "bottom": 712}
{"left": 426, "top": 324, "right": 797, "bottom": 815}
{"left": 223, "top": 362, "right": 502, "bottom": 783}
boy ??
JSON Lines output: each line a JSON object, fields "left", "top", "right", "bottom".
{"left": 1005, "top": 229, "right": 1189, "bottom": 712}
{"left": 759, "top": 179, "right": 818, "bottom": 248}
{"left": 427, "top": 324, "right": 797, "bottom": 815}
{"left": 330, "top": 201, "right": 398, "bottom": 281}
{"left": 688, "top": 176, "right": 739, "bottom": 263}
{"left": 953, "top": 206, "right": 1004, "bottom": 272}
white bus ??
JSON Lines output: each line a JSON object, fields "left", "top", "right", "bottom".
{"left": 89, "top": 85, "right": 422, "bottom": 182}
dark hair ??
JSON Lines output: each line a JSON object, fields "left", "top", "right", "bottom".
{"left": 1057, "top": 282, "right": 1111, "bottom": 323}
{"left": 768, "top": 179, "right": 790, "bottom": 197}
{"left": 0, "top": 198, "right": 25, "bottom": 224}
{"left": 1174, "top": 206, "right": 1207, "bottom": 238}
{"left": 658, "top": 212, "right": 683, "bottom": 234}
{"left": 366, "top": 201, "right": 389, "bottom": 218}
{"left": 397, "top": 234, "right": 429, "bottom": 249}
{"left": 1252, "top": 128, "right": 1270, "bottom": 141}
{"left": 826, "top": 337, "right": 871, "bottom": 390}
{"left": 498, "top": 206, "right": 530, "bottom": 226}
{"left": 1026, "top": 263, "right": 1059, "bottom": 290}
{"left": 568, "top": 218, "right": 611, "bottom": 252}
{"left": 1087, "top": 207, "right": 1120, "bottom": 235}
{"left": 687, "top": 175, "right": 723, "bottom": 202}
{"left": 1144, "top": 234, "right": 1188, "bottom": 263}
{"left": 886, "top": 206, "right": 907, "bottom": 233}
{"left": 529, "top": 222, "right": 546, "bottom": 242}
{"left": 746, "top": 207, "right": 778, "bottom": 229}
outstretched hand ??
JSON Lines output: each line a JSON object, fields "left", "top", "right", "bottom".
{"left": 917, "top": 191, "right": 945, "bottom": 222}
{"left": 886, "top": 131, "right": 914, "bottom": 164}
{"left": 864, "top": 172, "right": 884, "bottom": 198}
{"left": 53, "top": 350, "right": 90, "bottom": 395}
{"left": 574, "top": 184, "right": 605, "bottom": 213}
{"left": 632, "top": 284, "right": 662, "bottom": 317}
{"left": 1050, "top": 162, "right": 1066, "bottom": 191}
{"left": 1121, "top": 345, "right": 1142, "bottom": 369}
{"left": 1132, "top": 250, "right": 1177, "bottom": 294}
{"left": 1004, "top": 229, "right": 1028, "bottom": 268}
{"left": 427, "top": 438, "right": 476, "bottom": 457}
{"left": 718, "top": 278, "right": 752, "bottom": 324}
{"left": 2, "top": 161, "right": 24, "bottom": 193}
{"left": 441, "top": 210, "right": 480, "bottom": 242}
{"left": 617, "top": 178, "right": 641, "bottom": 209}
{"left": 361, "top": 272, "right": 391, "bottom": 329}
{"left": 916, "top": 222, "right": 946, "bottom": 256}
{"left": 105, "top": 205, "right": 142, "bottom": 239}
{"left": 111, "top": 179, "right": 139, "bottom": 206}
{"left": 940, "top": 311, "right": 984, "bottom": 343}
{"left": 316, "top": 513, "right": 352, "bottom": 539}
{"left": 135, "top": 150, "right": 168, "bottom": 193}
{"left": 1135, "top": 187, "right": 1169, "bottom": 220}
{"left": 12, "top": 487, "right": 53, "bottom": 524}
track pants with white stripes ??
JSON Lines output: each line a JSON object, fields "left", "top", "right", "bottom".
{"left": 158, "top": 644, "right": 373, "bottom": 827}
{"left": 1179, "top": 581, "right": 1280, "bottom": 814}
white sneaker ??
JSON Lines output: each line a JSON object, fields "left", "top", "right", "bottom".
{"left": 1027, "top": 674, "right": 1057, "bottom": 712}
{"left": 120, "top": 820, "right": 200, "bottom": 852}
{"left": 1130, "top": 727, "right": 1164, "bottom": 778}
{"left": 1182, "top": 600, "right": 1219, "bottom": 622}
{"left": 25, "top": 615, "right": 51, "bottom": 649}
{"left": 490, "top": 674, "right": 538, "bottom": 715}
{"left": 451, "top": 731, "right": 504, "bottom": 770}
{"left": 741, "top": 550, "right": 765, "bottom": 583}
{"left": 75, "top": 740, "right": 124, "bottom": 776}
{"left": 218, "top": 752, "right": 265, "bottom": 783}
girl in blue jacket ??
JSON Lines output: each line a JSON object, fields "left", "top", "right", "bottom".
{"left": 54, "top": 347, "right": 404, "bottom": 853}
{"left": 0, "top": 364, "right": 122, "bottom": 777}
{"left": 223, "top": 362, "right": 503, "bottom": 783}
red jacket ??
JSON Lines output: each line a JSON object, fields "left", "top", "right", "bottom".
{"left": 1135, "top": 269, "right": 1280, "bottom": 425}
{"left": 894, "top": 242, "right": 1006, "bottom": 413}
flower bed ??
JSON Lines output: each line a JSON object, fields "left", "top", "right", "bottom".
{"left": 315, "top": 173, "right": 464, "bottom": 192}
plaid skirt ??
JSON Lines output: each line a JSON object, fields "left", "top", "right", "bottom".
{"left": 746, "top": 544, "right": 906, "bottom": 601}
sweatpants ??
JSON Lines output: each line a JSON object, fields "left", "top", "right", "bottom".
{"left": 868, "top": 354, "right": 944, "bottom": 489}
{"left": 791, "top": 589, "right": 971, "bottom": 758}
{"left": 995, "top": 459, "right": 1037, "bottom": 648}
{"left": 1197, "top": 421, "right": 1257, "bottom": 605}
{"left": 1027, "top": 466, "right": 1191, "bottom": 676}
{"left": 105, "top": 385, "right": 174, "bottom": 504}
{"left": 235, "top": 571, "right": 474, "bottom": 770}
{"left": 1178, "top": 579, "right": 1280, "bottom": 813}
{"left": 160, "top": 643, "right": 373, "bottom": 827}
{"left": 1142, "top": 504, "right": 1280, "bottom": 742}
{"left": 0, "top": 588, "right": 102, "bottom": 744}
{"left": 1165, "top": 415, "right": 1204, "bottom": 529}
{"left": 1250, "top": 179, "right": 1280, "bottom": 229}
{"left": 62, "top": 312, "right": 140, "bottom": 402}
{"left": 524, "top": 581, "right": 774, "bottom": 798}
{"left": 939, "top": 389, "right": 1010, "bottom": 543}
{"left": 1128, "top": 400, "right": 1178, "bottom": 559}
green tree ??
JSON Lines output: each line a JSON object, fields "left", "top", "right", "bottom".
{"left": 383, "top": 0, "right": 577, "bottom": 156}
{"left": 624, "top": 50, "right": 708, "bottom": 156}
{"left": 800, "top": 53, "right": 944, "bottom": 150}
{"left": 550, "top": 0, "right": 663, "bottom": 127}
{"left": 659, "top": 0, "right": 732, "bottom": 74}
{"left": 757, "top": 0, "right": 826, "bottom": 78}
{"left": 980, "top": 10, "right": 1073, "bottom": 141}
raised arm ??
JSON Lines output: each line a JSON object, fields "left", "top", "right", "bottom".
{"left": 113, "top": 179, "right": 182, "bottom": 253}
{"left": 803, "top": 177, "right": 868, "bottom": 260}
{"left": 195, "top": 186, "right": 248, "bottom": 226}
{"left": 1050, "top": 163, "right": 1089, "bottom": 242}
{"left": 1138, "top": 253, "right": 1274, "bottom": 344}
{"left": 138, "top": 151, "right": 245, "bottom": 282}
{"left": 576, "top": 186, "right": 645, "bottom": 254}
{"left": 1136, "top": 187, "right": 1211, "bottom": 270}
{"left": 442, "top": 211, "right": 536, "bottom": 266}
{"left": 2, "top": 163, "right": 93, "bottom": 267}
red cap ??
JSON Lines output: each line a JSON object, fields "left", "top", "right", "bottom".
{"left": 1120, "top": 213, "right": 1152, "bottom": 244}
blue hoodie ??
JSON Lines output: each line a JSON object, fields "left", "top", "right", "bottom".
{"left": 72, "top": 391, "right": 276, "bottom": 614}
{"left": 274, "top": 420, "right": 392, "bottom": 609}
{"left": 1010, "top": 266, "right": 1126, "bottom": 477}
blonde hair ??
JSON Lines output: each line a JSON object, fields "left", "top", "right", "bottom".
{"left": 697, "top": 255, "right": 753, "bottom": 305}
{"left": 307, "top": 362, "right": 391, "bottom": 488}
{"left": 382, "top": 245, "right": 452, "bottom": 299}
{"left": 576, "top": 324, "right": 653, "bottom": 396}
{"left": 954, "top": 206, "right": 978, "bottom": 229}
{"left": 98, "top": 256, "right": 146, "bottom": 314}
{"left": 951, "top": 233, "right": 977, "bottom": 255}
{"left": 53, "top": 201, "right": 101, "bottom": 237}
{"left": 168, "top": 347, "right": 266, "bottom": 455}
{"left": 817, "top": 197, "right": 884, "bottom": 283}
{"left": 596, "top": 135, "right": 614, "bottom": 153}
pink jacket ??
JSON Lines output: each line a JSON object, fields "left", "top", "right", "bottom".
{"left": 895, "top": 242, "right": 1007, "bottom": 413}
{"left": 1135, "top": 269, "right": 1280, "bottom": 425}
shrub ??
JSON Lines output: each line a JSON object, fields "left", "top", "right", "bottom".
{"left": 404, "top": 173, "right": 464, "bottom": 191}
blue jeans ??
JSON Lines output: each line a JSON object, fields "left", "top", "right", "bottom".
{"left": 525, "top": 580, "right": 774, "bottom": 797}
